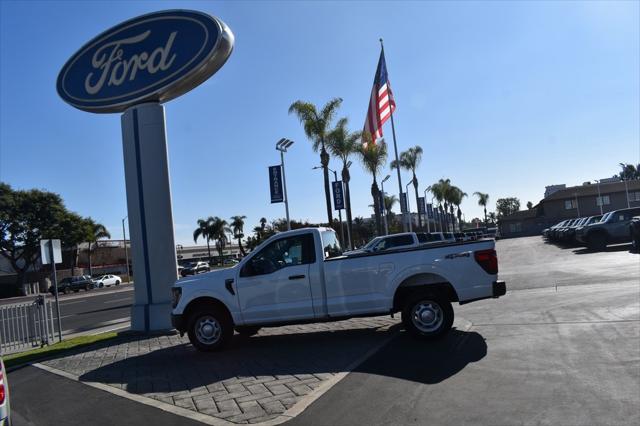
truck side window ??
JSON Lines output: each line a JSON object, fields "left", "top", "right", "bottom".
{"left": 241, "top": 233, "right": 315, "bottom": 277}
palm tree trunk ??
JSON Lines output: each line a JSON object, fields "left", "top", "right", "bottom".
{"left": 484, "top": 207, "right": 487, "bottom": 227}
{"left": 371, "top": 179, "right": 382, "bottom": 236}
{"left": 412, "top": 174, "right": 422, "bottom": 230}
{"left": 320, "top": 146, "right": 333, "bottom": 224}
{"left": 237, "top": 237, "right": 246, "bottom": 256}
{"left": 206, "top": 238, "right": 212, "bottom": 263}
{"left": 342, "top": 165, "right": 353, "bottom": 249}
{"left": 88, "top": 242, "right": 93, "bottom": 277}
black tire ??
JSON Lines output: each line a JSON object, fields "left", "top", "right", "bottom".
{"left": 187, "top": 307, "right": 233, "bottom": 352}
{"left": 587, "top": 232, "right": 607, "bottom": 251}
{"left": 115, "top": 280, "right": 120, "bottom": 286}
{"left": 235, "top": 326, "right": 261, "bottom": 337}
{"left": 401, "top": 292, "right": 454, "bottom": 340}
{"left": 63, "top": 287, "right": 71, "bottom": 295}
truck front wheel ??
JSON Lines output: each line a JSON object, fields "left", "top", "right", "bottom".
{"left": 401, "top": 293, "right": 454, "bottom": 339}
{"left": 187, "top": 307, "right": 233, "bottom": 352}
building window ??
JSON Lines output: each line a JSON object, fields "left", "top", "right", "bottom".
{"left": 564, "top": 199, "right": 577, "bottom": 210}
{"left": 596, "top": 195, "right": 611, "bottom": 206}
{"left": 630, "top": 191, "right": 640, "bottom": 202}
{"left": 509, "top": 223, "right": 522, "bottom": 233}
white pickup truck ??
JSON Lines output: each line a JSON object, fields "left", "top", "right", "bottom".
{"left": 171, "top": 227, "right": 506, "bottom": 351}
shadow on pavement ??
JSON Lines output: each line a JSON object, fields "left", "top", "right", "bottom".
{"left": 572, "top": 243, "right": 633, "bottom": 255}
{"left": 70, "top": 324, "right": 484, "bottom": 394}
{"left": 353, "top": 329, "right": 486, "bottom": 384}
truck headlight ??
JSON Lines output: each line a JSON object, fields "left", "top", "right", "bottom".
{"left": 171, "top": 287, "right": 182, "bottom": 308}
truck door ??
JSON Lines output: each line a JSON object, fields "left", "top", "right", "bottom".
{"left": 236, "top": 233, "right": 316, "bottom": 324}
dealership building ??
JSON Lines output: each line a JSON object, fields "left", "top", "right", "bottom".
{"left": 499, "top": 179, "right": 640, "bottom": 238}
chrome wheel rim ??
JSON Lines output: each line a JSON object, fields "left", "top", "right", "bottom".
{"left": 411, "top": 301, "right": 443, "bottom": 333}
{"left": 195, "top": 315, "right": 221, "bottom": 345}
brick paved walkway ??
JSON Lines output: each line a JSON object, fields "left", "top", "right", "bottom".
{"left": 42, "top": 317, "right": 399, "bottom": 424}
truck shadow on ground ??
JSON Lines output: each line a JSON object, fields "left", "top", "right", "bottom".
{"left": 72, "top": 325, "right": 486, "bottom": 395}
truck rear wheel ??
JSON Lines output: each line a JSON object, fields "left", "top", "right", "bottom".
{"left": 187, "top": 307, "right": 233, "bottom": 352}
{"left": 401, "top": 293, "right": 453, "bottom": 339}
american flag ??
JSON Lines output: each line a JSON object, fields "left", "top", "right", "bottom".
{"left": 363, "top": 49, "right": 396, "bottom": 144}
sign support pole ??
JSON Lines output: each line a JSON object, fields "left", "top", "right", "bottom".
{"left": 281, "top": 151, "right": 291, "bottom": 231}
{"left": 121, "top": 102, "right": 177, "bottom": 332}
{"left": 47, "top": 240, "right": 63, "bottom": 342}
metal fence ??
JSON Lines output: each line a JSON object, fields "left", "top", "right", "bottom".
{"left": 0, "top": 296, "right": 57, "bottom": 354}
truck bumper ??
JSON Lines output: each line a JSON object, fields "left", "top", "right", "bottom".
{"left": 493, "top": 280, "right": 506, "bottom": 298}
{"left": 171, "top": 314, "right": 186, "bottom": 333}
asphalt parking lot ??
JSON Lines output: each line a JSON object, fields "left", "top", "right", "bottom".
{"left": 8, "top": 236, "right": 640, "bottom": 426}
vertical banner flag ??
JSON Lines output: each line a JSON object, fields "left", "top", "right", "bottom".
{"left": 269, "top": 165, "right": 284, "bottom": 203}
{"left": 417, "top": 197, "right": 425, "bottom": 214}
{"left": 427, "top": 203, "right": 434, "bottom": 219}
{"left": 399, "top": 192, "right": 408, "bottom": 213}
{"left": 332, "top": 181, "right": 345, "bottom": 210}
{"left": 363, "top": 49, "right": 396, "bottom": 143}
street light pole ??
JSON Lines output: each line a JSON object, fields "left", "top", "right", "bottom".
{"left": 595, "top": 180, "right": 603, "bottom": 215}
{"left": 405, "top": 181, "right": 413, "bottom": 232}
{"left": 624, "top": 179, "right": 630, "bottom": 208}
{"left": 314, "top": 166, "right": 345, "bottom": 245}
{"left": 423, "top": 188, "right": 431, "bottom": 233}
{"left": 122, "top": 216, "right": 130, "bottom": 283}
{"left": 381, "top": 175, "right": 390, "bottom": 235}
{"left": 276, "top": 139, "right": 294, "bottom": 231}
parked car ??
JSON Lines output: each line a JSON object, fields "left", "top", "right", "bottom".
{"left": 180, "top": 261, "right": 210, "bottom": 277}
{"left": 630, "top": 216, "right": 640, "bottom": 251}
{"left": 93, "top": 274, "right": 121, "bottom": 288}
{"left": 0, "top": 356, "right": 10, "bottom": 426}
{"left": 576, "top": 207, "right": 640, "bottom": 250}
{"left": 49, "top": 275, "right": 94, "bottom": 295}
{"left": 171, "top": 227, "right": 506, "bottom": 351}
{"left": 344, "top": 232, "right": 418, "bottom": 255}
{"left": 422, "top": 232, "right": 456, "bottom": 243}
{"left": 223, "top": 259, "right": 239, "bottom": 266}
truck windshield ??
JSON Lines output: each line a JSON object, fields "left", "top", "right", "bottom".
{"left": 322, "top": 230, "right": 343, "bottom": 259}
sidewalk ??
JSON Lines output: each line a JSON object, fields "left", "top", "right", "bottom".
{"left": 18, "top": 316, "right": 401, "bottom": 425}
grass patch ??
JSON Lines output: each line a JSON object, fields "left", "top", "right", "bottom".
{"left": 4, "top": 332, "right": 120, "bottom": 369}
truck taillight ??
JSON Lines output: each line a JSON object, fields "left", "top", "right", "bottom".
{"left": 474, "top": 249, "right": 498, "bottom": 275}
{"left": 0, "top": 370, "right": 5, "bottom": 404}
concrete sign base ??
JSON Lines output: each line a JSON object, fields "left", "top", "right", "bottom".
{"left": 121, "top": 103, "right": 177, "bottom": 332}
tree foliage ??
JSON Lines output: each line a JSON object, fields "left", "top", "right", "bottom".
{"left": 496, "top": 197, "right": 521, "bottom": 218}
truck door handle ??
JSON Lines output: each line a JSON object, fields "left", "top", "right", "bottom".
{"left": 288, "top": 274, "right": 306, "bottom": 280}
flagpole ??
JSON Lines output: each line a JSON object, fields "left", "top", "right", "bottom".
{"left": 379, "top": 38, "right": 406, "bottom": 232}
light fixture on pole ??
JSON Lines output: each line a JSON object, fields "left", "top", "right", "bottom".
{"left": 381, "top": 175, "right": 391, "bottom": 235}
{"left": 423, "top": 187, "right": 431, "bottom": 233}
{"left": 276, "top": 138, "right": 294, "bottom": 231}
{"left": 313, "top": 165, "right": 345, "bottom": 245}
{"left": 122, "top": 216, "right": 130, "bottom": 283}
{"left": 405, "top": 181, "right": 413, "bottom": 232}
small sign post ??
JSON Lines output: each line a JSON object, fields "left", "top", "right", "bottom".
{"left": 40, "top": 239, "right": 63, "bottom": 341}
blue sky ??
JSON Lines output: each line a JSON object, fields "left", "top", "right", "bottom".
{"left": 1, "top": 0, "right": 638, "bottom": 245}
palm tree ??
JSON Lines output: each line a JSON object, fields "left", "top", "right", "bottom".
{"left": 473, "top": 192, "right": 490, "bottom": 226}
{"left": 488, "top": 212, "right": 497, "bottom": 225}
{"left": 450, "top": 187, "right": 467, "bottom": 231}
{"left": 357, "top": 138, "right": 388, "bottom": 235}
{"left": 230, "top": 215, "right": 247, "bottom": 256}
{"left": 430, "top": 178, "right": 453, "bottom": 231}
{"left": 193, "top": 217, "right": 215, "bottom": 263}
{"left": 87, "top": 221, "right": 110, "bottom": 277}
{"left": 619, "top": 163, "right": 640, "bottom": 180}
{"left": 209, "top": 217, "right": 230, "bottom": 266}
{"left": 289, "top": 98, "right": 343, "bottom": 225}
{"left": 327, "top": 117, "right": 360, "bottom": 248}
{"left": 391, "top": 145, "right": 424, "bottom": 229}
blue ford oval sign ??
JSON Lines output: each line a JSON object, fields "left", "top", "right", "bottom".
{"left": 57, "top": 10, "right": 234, "bottom": 113}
